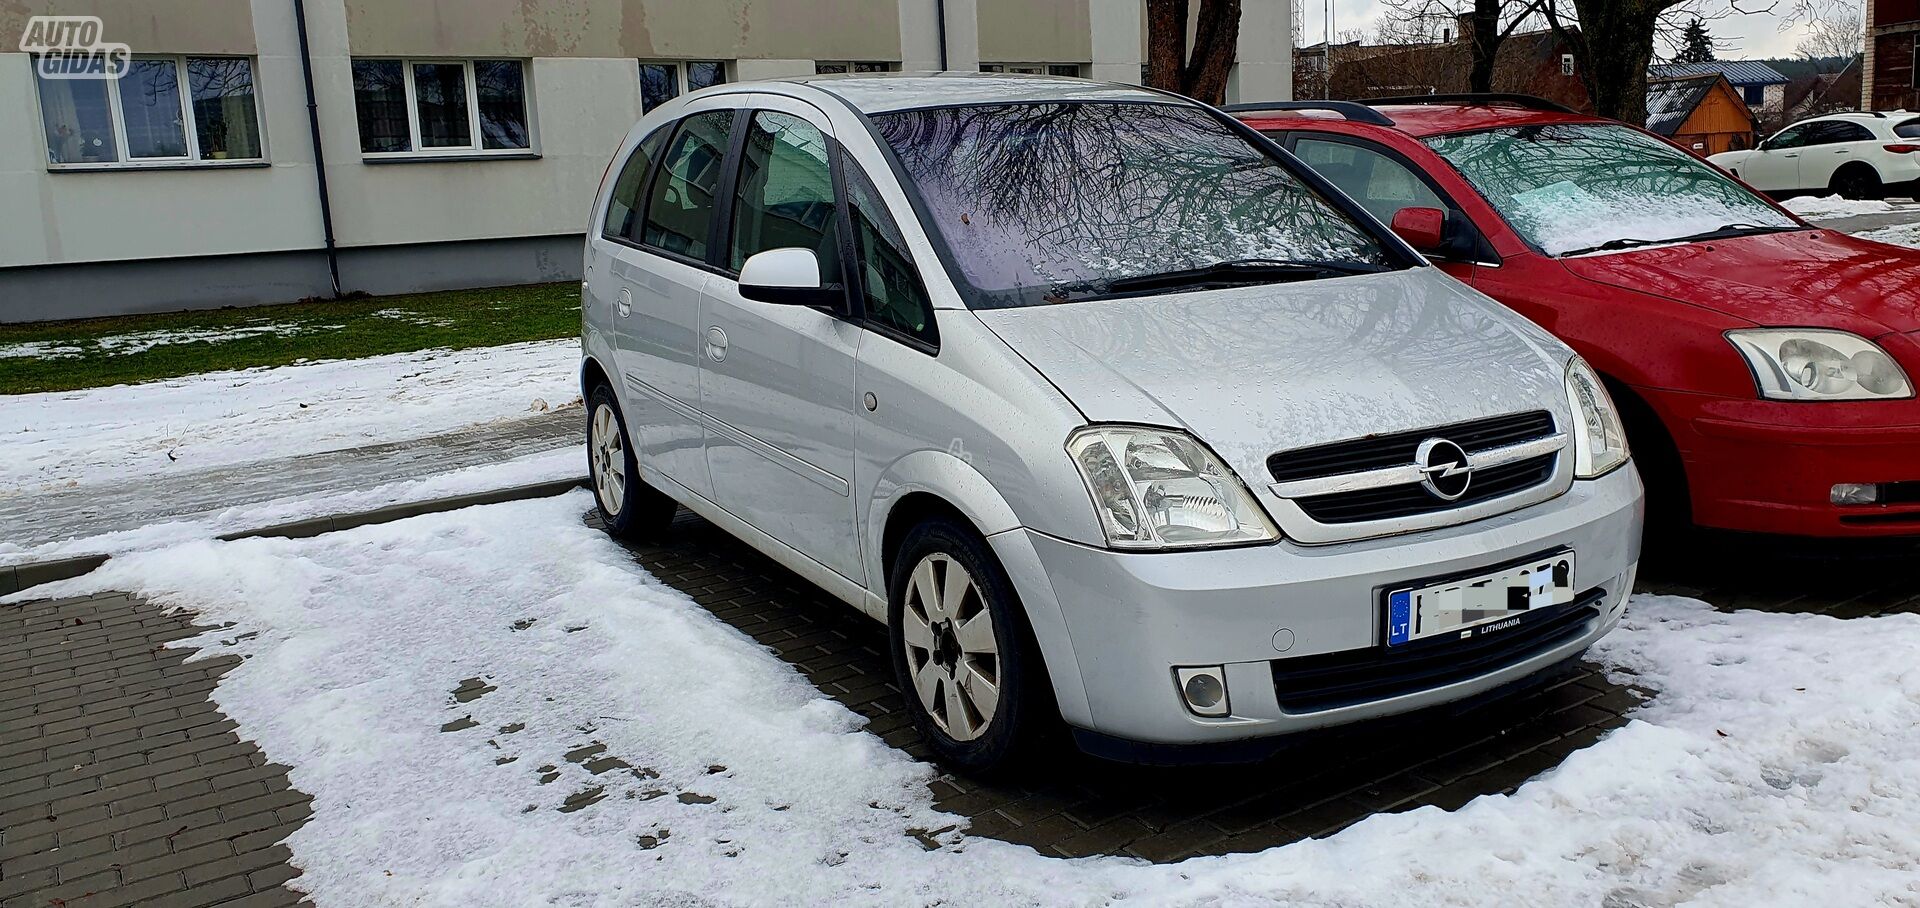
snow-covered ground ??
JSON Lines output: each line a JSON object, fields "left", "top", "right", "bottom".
{"left": 1858, "top": 223, "right": 1920, "bottom": 250}
{"left": 0, "top": 340, "right": 577, "bottom": 493}
{"left": 17, "top": 492, "right": 1920, "bottom": 907}
{"left": 0, "top": 322, "right": 339, "bottom": 361}
{"left": 1783, "top": 195, "right": 1900, "bottom": 219}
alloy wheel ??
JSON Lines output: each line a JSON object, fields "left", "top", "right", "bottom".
{"left": 900, "top": 553, "right": 1001, "bottom": 741}
{"left": 591, "top": 403, "right": 626, "bottom": 516}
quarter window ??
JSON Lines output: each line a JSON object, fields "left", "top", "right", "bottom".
{"left": 639, "top": 61, "right": 728, "bottom": 113}
{"left": 642, "top": 111, "right": 734, "bottom": 260}
{"left": 350, "top": 58, "right": 531, "bottom": 155}
{"left": 1292, "top": 138, "right": 1447, "bottom": 226}
{"left": 1896, "top": 118, "right": 1920, "bottom": 139}
{"left": 728, "top": 112, "right": 839, "bottom": 275}
{"left": 845, "top": 164, "right": 936, "bottom": 344}
{"left": 603, "top": 128, "right": 670, "bottom": 243}
{"left": 33, "top": 54, "right": 264, "bottom": 167}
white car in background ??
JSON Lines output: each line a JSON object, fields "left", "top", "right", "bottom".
{"left": 1709, "top": 111, "right": 1920, "bottom": 201}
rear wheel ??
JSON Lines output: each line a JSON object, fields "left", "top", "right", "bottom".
{"left": 587, "top": 384, "right": 677, "bottom": 541}
{"left": 888, "top": 517, "right": 1054, "bottom": 774}
{"left": 1832, "top": 165, "right": 1883, "bottom": 201}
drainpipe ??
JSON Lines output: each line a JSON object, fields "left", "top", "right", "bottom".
{"left": 292, "top": 0, "right": 342, "bottom": 298}
{"left": 935, "top": 0, "right": 949, "bottom": 70}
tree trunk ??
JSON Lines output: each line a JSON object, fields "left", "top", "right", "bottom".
{"left": 1183, "top": 0, "right": 1242, "bottom": 104}
{"left": 1144, "top": 0, "right": 1190, "bottom": 92}
{"left": 1551, "top": 0, "right": 1667, "bottom": 123}
{"left": 1469, "top": 0, "right": 1501, "bottom": 93}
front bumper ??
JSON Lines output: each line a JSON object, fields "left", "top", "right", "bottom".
{"left": 1651, "top": 387, "right": 1920, "bottom": 537}
{"left": 988, "top": 466, "right": 1642, "bottom": 747}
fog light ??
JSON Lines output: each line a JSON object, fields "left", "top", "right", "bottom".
{"left": 1832, "top": 483, "right": 1881, "bottom": 506}
{"left": 1175, "top": 666, "right": 1229, "bottom": 717}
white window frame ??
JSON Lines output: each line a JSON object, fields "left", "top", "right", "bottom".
{"left": 638, "top": 60, "right": 729, "bottom": 112}
{"left": 981, "top": 63, "right": 1086, "bottom": 77}
{"left": 33, "top": 53, "right": 267, "bottom": 171}
{"left": 814, "top": 61, "right": 899, "bottom": 74}
{"left": 356, "top": 58, "right": 536, "bottom": 160}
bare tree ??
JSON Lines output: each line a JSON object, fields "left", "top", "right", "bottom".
{"left": 1378, "top": 0, "right": 1546, "bottom": 92}
{"left": 1144, "top": 0, "right": 1242, "bottom": 104}
{"left": 1796, "top": 2, "right": 1863, "bottom": 63}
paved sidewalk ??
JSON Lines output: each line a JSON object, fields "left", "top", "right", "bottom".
{"left": 1, "top": 410, "right": 580, "bottom": 550}
{"left": 1807, "top": 199, "right": 1920, "bottom": 235}
{"left": 0, "top": 593, "right": 310, "bottom": 908}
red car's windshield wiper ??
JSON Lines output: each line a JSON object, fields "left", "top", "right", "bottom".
{"left": 1561, "top": 223, "right": 1800, "bottom": 258}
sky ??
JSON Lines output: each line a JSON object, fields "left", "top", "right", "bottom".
{"left": 1300, "top": 0, "right": 1860, "bottom": 59}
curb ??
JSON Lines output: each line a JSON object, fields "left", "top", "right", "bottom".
{"left": 2, "top": 477, "right": 589, "bottom": 598}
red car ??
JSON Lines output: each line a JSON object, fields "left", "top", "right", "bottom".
{"left": 1232, "top": 95, "right": 1920, "bottom": 537}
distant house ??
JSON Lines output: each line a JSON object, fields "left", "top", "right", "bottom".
{"left": 1321, "top": 28, "right": 1592, "bottom": 112}
{"left": 1864, "top": 0, "right": 1920, "bottom": 110}
{"left": 1645, "top": 74, "right": 1757, "bottom": 156}
{"left": 1651, "top": 61, "right": 1789, "bottom": 124}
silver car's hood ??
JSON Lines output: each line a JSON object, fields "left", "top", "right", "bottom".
{"left": 974, "top": 268, "right": 1572, "bottom": 484}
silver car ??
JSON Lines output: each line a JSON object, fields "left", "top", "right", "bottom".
{"left": 580, "top": 74, "right": 1643, "bottom": 771}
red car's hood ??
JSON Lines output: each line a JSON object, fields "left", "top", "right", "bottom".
{"left": 1559, "top": 229, "right": 1920, "bottom": 335}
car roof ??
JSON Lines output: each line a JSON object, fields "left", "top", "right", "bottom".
{"left": 779, "top": 72, "right": 1180, "bottom": 114}
{"left": 1238, "top": 102, "right": 1604, "bottom": 139}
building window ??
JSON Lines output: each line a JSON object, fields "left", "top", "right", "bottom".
{"left": 350, "top": 58, "right": 531, "bottom": 156}
{"left": 981, "top": 63, "right": 1084, "bottom": 77}
{"left": 815, "top": 61, "right": 898, "bottom": 74}
{"left": 1743, "top": 84, "right": 1765, "bottom": 106}
{"left": 638, "top": 61, "right": 728, "bottom": 114}
{"left": 33, "top": 54, "right": 264, "bottom": 167}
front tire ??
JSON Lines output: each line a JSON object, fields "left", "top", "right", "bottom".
{"left": 887, "top": 517, "right": 1053, "bottom": 774}
{"left": 587, "top": 384, "right": 676, "bottom": 541}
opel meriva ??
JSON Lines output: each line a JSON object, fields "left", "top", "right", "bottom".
{"left": 580, "top": 73, "right": 1644, "bottom": 771}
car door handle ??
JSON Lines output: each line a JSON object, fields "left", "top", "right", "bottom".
{"left": 1783, "top": 153, "right": 1799, "bottom": 158}
{"left": 616, "top": 287, "right": 632, "bottom": 318}
{"left": 704, "top": 326, "right": 728, "bottom": 362}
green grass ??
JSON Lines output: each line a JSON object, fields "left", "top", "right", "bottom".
{"left": 0, "top": 283, "right": 581, "bottom": 394}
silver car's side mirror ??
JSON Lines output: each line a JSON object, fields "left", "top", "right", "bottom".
{"left": 738, "top": 248, "right": 841, "bottom": 307}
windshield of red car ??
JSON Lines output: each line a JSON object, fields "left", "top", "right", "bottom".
{"left": 1425, "top": 123, "right": 1798, "bottom": 257}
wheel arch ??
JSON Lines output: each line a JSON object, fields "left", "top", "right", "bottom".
{"left": 581, "top": 354, "right": 613, "bottom": 398}
{"left": 867, "top": 451, "right": 1094, "bottom": 727}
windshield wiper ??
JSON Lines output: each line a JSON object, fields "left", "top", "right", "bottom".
{"left": 1561, "top": 223, "right": 1800, "bottom": 258}
{"left": 1096, "top": 259, "right": 1388, "bottom": 297}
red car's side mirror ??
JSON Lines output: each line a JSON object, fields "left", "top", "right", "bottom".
{"left": 1390, "top": 207, "right": 1447, "bottom": 254}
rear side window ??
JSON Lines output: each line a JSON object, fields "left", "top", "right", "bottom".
{"left": 845, "top": 163, "right": 936, "bottom": 344}
{"left": 1896, "top": 119, "right": 1920, "bottom": 139}
{"left": 602, "top": 127, "right": 668, "bottom": 242}
{"left": 642, "top": 110, "right": 734, "bottom": 260}
{"left": 1806, "top": 121, "right": 1873, "bottom": 145}
{"left": 1293, "top": 138, "right": 1447, "bottom": 225}
{"left": 728, "top": 111, "right": 839, "bottom": 278}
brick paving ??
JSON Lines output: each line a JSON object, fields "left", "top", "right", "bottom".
{"left": 0, "top": 593, "right": 310, "bottom": 908}
{"left": 1, "top": 409, "right": 579, "bottom": 550}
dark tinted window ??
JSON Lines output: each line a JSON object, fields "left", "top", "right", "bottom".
{"left": 1805, "top": 121, "right": 1874, "bottom": 145}
{"left": 603, "top": 127, "right": 669, "bottom": 242}
{"left": 871, "top": 102, "right": 1395, "bottom": 308}
{"left": 845, "top": 163, "right": 936, "bottom": 343}
{"left": 351, "top": 60, "right": 408, "bottom": 153}
{"left": 1897, "top": 118, "right": 1920, "bottom": 139}
{"left": 1764, "top": 124, "right": 1809, "bottom": 150}
{"left": 729, "top": 111, "right": 839, "bottom": 275}
{"left": 1293, "top": 138, "right": 1447, "bottom": 225}
{"left": 642, "top": 111, "right": 734, "bottom": 260}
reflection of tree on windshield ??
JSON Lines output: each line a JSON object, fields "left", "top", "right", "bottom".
{"left": 874, "top": 102, "right": 1394, "bottom": 307}
{"left": 1428, "top": 125, "right": 1795, "bottom": 256}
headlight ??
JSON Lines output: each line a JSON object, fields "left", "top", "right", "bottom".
{"left": 1066, "top": 426, "right": 1279, "bottom": 550}
{"left": 1565, "top": 356, "right": 1629, "bottom": 479}
{"left": 1727, "top": 329, "right": 1914, "bottom": 401}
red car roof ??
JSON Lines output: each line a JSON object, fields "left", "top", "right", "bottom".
{"left": 1237, "top": 104, "right": 1600, "bottom": 139}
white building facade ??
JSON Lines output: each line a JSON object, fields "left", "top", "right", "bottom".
{"left": 0, "top": 0, "right": 1291, "bottom": 322}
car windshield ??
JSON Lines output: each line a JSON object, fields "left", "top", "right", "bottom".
{"left": 870, "top": 101, "right": 1400, "bottom": 308}
{"left": 1425, "top": 123, "right": 1799, "bottom": 257}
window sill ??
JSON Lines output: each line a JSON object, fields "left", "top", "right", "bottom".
{"left": 361, "top": 151, "right": 541, "bottom": 165}
{"left": 47, "top": 160, "right": 272, "bottom": 174}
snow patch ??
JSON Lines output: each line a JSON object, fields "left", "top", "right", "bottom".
{"left": 18, "top": 494, "right": 1920, "bottom": 906}
{"left": 0, "top": 323, "right": 339, "bottom": 361}
{"left": 1784, "top": 195, "right": 1898, "bottom": 218}
{"left": 0, "top": 340, "right": 577, "bottom": 491}
{"left": 1856, "top": 223, "right": 1920, "bottom": 249}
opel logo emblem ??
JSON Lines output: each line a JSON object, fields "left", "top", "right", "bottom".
{"left": 1415, "top": 438, "right": 1473, "bottom": 501}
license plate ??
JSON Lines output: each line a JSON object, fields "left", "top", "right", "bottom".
{"left": 1386, "top": 551, "right": 1575, "bottom": 647}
